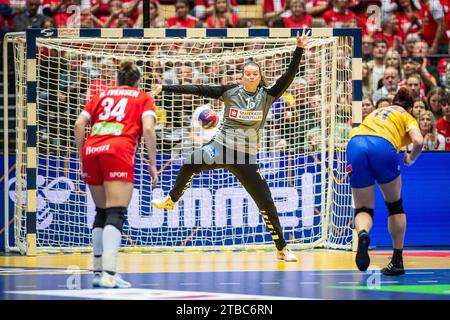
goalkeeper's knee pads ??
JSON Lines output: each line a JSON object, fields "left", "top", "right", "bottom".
{"left": 386, "top": 199, "right": 405, "bottom": 216}
{"left": 105, "top": 207, "right": 127, "bottom": 233}
{"left": 93, "top": 207, "right": 107, "bottom": 229}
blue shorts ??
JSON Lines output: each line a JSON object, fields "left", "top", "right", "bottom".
{"left": 346, "top": 135, "right": 400, "bottom": 188}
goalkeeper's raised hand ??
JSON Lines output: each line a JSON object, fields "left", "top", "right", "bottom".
{"left": 297, "top": 29, "right": 311, "bottom": 49}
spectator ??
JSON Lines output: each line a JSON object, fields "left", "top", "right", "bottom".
{"left": 137, "top": 0, "right": 165, "bottom": 27}
{"left": 263, "top": 0, "right": 290, "bottom": 25}
{"left": 400, "top": 56, "right": 435, "bottom": 95}
{"left": 122, "top": 0, "right": 140, "bottom": 26}
{"left": 42, "top": 0, "right": 81, "bottom": 28}
{"left": 235, "top": 17, "right": 252, "bottom": 28}
{"left": 436, "top": 92, "right": 450, "bottom": 150}
{"left": 405, "top": 73, "right": 423, "bottom": 100}
{"left": 362, "top": 96, "right": 375, "bottom": 120}
{"left": 417, "top": 110, "right": 445, "bottom": 151}
{"left": 282, "top": 0, "right": 313, "bottom": 27}
{"left": 384, "top": 49, "right": 403, "bottom": 80}
{"left": 167, "top": 0, "right": 198, "bottom": 28}
{"left": 417, "top": 0, "right": 446, "bottom": 54}
{"left": 368, "top": 38, "right": 388, "bottom": 93}
{"left": 86, "top": 58, "right": 116, "bottom": 102}
{"left": 412, "top": 40, "right": 440, "bottom": 86}
{"left": 206, "top": 0, "right": 240, "bottom": 28}
{"left": 362, "top": 61, "right": 373, "bottom": 97}
{"left": 362, "top": 35, "right": 374, "bottom": 62}
{"left": 372, "top": 67, "right": 400, "bottom": 104}
{"left": 376, "top": 97, "right": 392, "bottom": 108}
{"left": 193, "top": 0, "right": 238, "bottom": 20}
{"left": 305, "top": 0, "right": 330, "bottom": 17}
{"left": 410, "top": 98, "right": 428, "bottom": 119}
{"left": 394, "top": 0, "right": 422, "bottom": 40}
{"left": 402, "top": 33, "right": 421, "bottom": 57}
{"left": 14, "top": 0, "right": 46, "bottom": 31}
{"left": 322, "top": 0, "right": 357, "bottom": 28}
{"left": 426, "top": 86, "right": 445, "bottom": 120}
{"left": 41, "top": 16, "right": 56, "bottom": 28}
{"left": 372, "top": 13, "right": 403, "bottom": 51}
{"left": 0, "top": 1, "right": 16, "bottom": 35}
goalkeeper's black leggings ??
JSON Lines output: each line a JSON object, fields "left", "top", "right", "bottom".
{"left": 169, "top": 141, "right": 286, "bottom": 250}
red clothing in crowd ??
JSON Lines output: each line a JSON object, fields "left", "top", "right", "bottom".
{"left": 418, "top": 0, "right": 448, "bottom": 46}
{"left": 373, "top": 31, "right": 403, "bottom": 49}
{"left": 206, "top": 14, "right": 240, "bottom": 28}
{"left": 167, "top": 15, "right": 198, "bottom": 28}
{"left": 263, "top": 0, "right": 288, "bottom": 13}
{"left": 282, "top": 14, "right": 314, "bottom": 28}
{"left": 322, "top": 8, "right": 357, "bottom": 28}
{"left": 436, "top": 117, "right": 450, "bottom": 150}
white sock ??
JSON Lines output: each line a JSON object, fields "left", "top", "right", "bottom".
{"left": 102, "top": 225, "right": 122, "bottom": 275}
{"left": 92, "top": 227, "right": 103, "bottom": 273}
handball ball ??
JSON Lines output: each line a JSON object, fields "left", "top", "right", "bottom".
{"left": 198, "top": 109, "right": 219, "bottom": 129}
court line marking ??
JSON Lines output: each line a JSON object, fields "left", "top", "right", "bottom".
{"left": 179, "top": 283, "right": 201, "bottom": 286}
{"left": 309, "top": 271, "right": 435, "bottom": 276}
{"left": 15, "top": 285, "right": 37, "bottom": 289}
{"left": 417, "top": 280, "right": 439, "bottom": 284}
{"left": 299, "top": 282, "right": 320, "bottom": 285}
{"left": 219, "top": 282, "right": 241, "bottom": 285}
{"left": 139, "top": 283, "right": 161, "bottom": 287}
{"left": 260, "top": 282, "right": 280, "bottom": 285}
{"left": 380, "top": 281, "right": 399, "bottom": 284}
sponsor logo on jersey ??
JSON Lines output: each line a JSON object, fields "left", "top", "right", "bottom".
{"left": 85, "top": 144, "right": 110, "bottom": 156}
{"left": 228, "top": 108, "right": 263, "bottom": 121}
{"left": 110, "top": 172, "right": 128, "bottom": 178}
{"left": 91, "top": 122, "right": 124, "bottom": 136}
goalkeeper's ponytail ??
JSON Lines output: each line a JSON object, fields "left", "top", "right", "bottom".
{"left": 118, "top": 59, "right": 140, "bottom": 87}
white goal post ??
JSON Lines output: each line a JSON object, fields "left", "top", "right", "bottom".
{"left": 3, "top": 28, "right": 362, "bottom": 255}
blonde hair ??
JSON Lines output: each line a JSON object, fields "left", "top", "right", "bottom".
{"left": 418, "top": 109, "right": 438, "bottom": 137}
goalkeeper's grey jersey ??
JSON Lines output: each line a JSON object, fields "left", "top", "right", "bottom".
{"left": 162, "top": 47, "right": 304, "bottom": 155}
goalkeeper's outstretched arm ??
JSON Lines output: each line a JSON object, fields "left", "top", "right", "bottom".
{"left": 161, "top": 84, "right": 236, "bottom": 99}
{"left": 267, "top": 30, "right": 310, "bottom": 100}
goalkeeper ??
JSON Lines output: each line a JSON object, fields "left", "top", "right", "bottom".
{"left": 151, "top": 30, "right": 311, "bottom": 262}
{"left": 347, "top": 88, "right": 423, "bottom": 276}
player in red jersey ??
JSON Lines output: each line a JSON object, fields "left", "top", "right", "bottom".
{"left": 74, "top": 60, "right": 158, "bottom": 288}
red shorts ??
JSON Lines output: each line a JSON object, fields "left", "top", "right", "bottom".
{"left": 82, "top": 154, "right": 134, "bottom": 185}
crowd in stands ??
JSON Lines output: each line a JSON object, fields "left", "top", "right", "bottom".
{"left": 1, "top": 0, "right": 450, "bottom": 152}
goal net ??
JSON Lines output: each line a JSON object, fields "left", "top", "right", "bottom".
{"left": 8, "top": 29, "right": 355, "bottom": 254}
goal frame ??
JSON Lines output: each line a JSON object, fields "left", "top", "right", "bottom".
{"left": 3, "top": 27, "right": 362, "bottom": 256}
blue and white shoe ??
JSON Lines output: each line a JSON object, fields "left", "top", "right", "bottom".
{"left": 92, "top": 273, "right": 102, "bottom": 287}
{"left": 99, "top": 273, "right": 132, "bottom": 288}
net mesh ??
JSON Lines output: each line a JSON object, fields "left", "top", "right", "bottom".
{"left": 11, "top": 34, "right": 354, "bottom": 253}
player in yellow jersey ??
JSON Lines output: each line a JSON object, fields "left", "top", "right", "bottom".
{"left": 347, "top": 88, "right": 424, "bottom": 276}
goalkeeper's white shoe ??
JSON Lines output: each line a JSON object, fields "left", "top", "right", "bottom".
{"left": 92, "top": 273, "right": 102, "bottom": 287}
{"left": 99, "top": 273, "right": 131, "bottom": 289}
{"left": 151, "top": 195, "right": 175, "bottom": 210}
{"left": 277, "top": 247, "right": 298, "bottom": 262}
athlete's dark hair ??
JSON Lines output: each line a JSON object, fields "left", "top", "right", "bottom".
{"left": 118, "top": 60, "right": 140, "bottom": 87}
{"left": 392, "top": 87, "right": 414, "bottom": 110}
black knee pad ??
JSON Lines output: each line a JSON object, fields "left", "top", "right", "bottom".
{"left": 386, "top": 199, "right": 404, "bottom": 216}
{"left": 104, "top": 207, "right": 127, "bottom": 233}
{"left": 93, "top": 207, "right": 107, "bottom": 229}
{"left": 354, "top": 207, "right": 374, "bottom": 219}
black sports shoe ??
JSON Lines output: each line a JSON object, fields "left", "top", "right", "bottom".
{"left": 382, "top": 260, "right": 405, "bottom": 276}
{"left": 355, "top": 231, "right": 371, "bottom": 271}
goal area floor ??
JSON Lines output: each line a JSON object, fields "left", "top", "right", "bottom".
{"left": 1, "top": 249, "right": 449, "bottom": 300}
